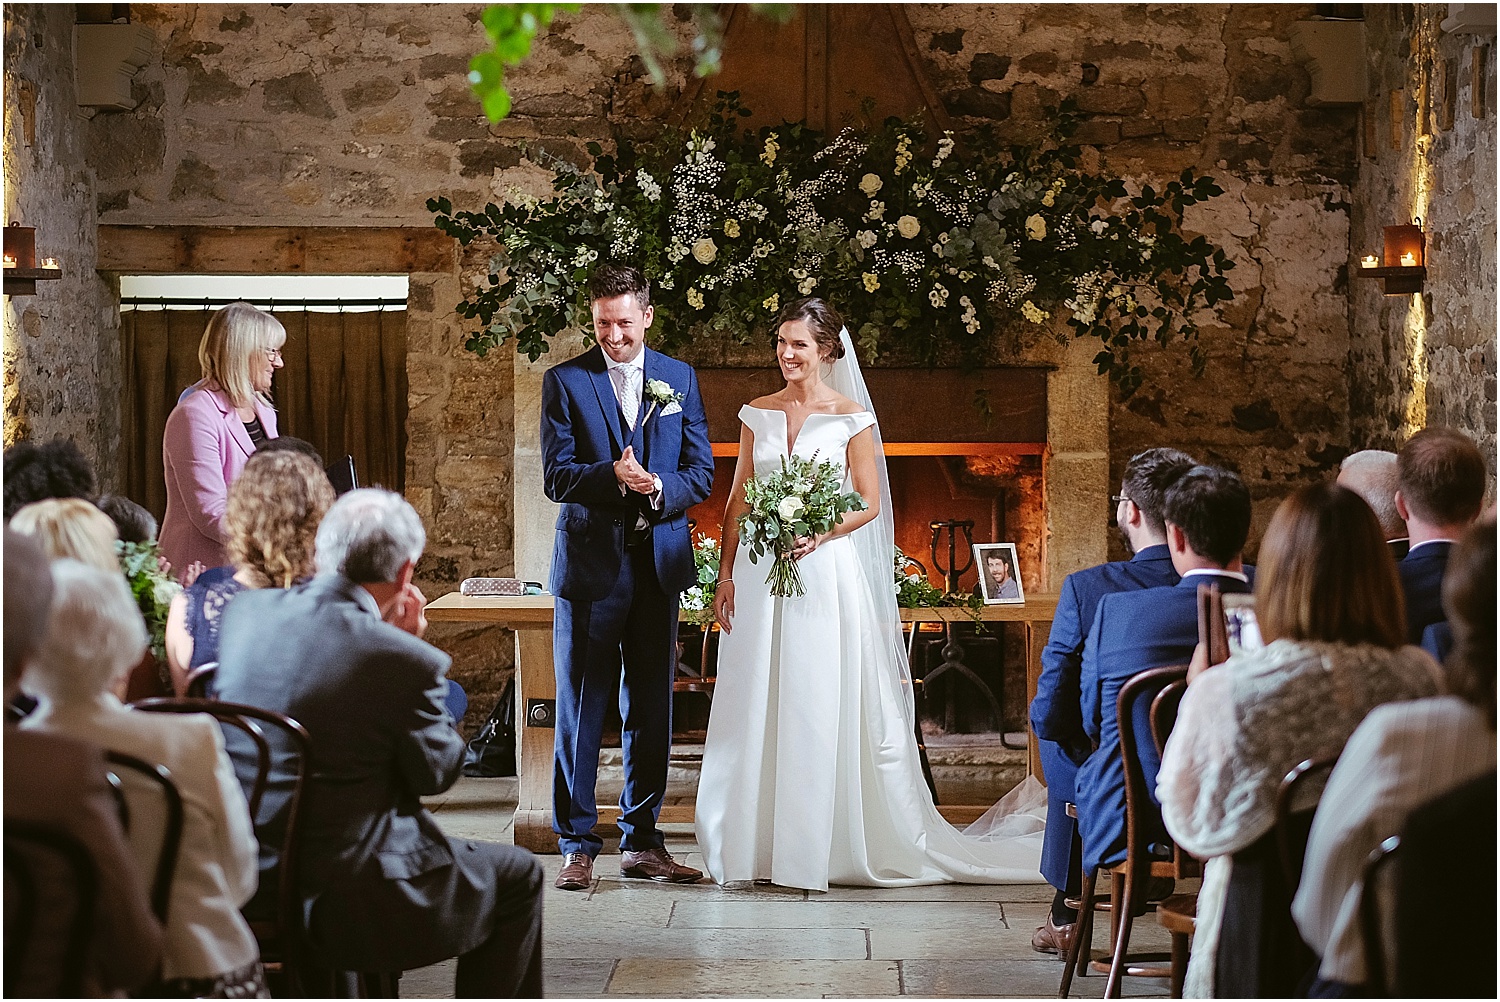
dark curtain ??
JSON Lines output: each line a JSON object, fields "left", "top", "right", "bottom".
{"left": 120, "top": 308, "right": 408, "bottom": 522}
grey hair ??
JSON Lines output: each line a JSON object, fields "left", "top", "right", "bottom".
{"left": 27, "top": 559, "right": 147, "bottom": 704}
{"left": 314, "top": 488, "right": 425, "bottom": 583}
{"left": 1337, "top": 449, "right": 1404, "bottom": 539}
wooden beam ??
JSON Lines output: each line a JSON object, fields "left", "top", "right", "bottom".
{"left": 96, "top": 225, "right": 457, "bottom": 275}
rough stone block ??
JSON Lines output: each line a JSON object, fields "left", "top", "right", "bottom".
{"left": 945, "top": 86, "right": 1012, "bottom": 120}
{"left": 341, "top": 76, "right": 400, "bottom": 111}
{"left": 1073, "top": 84, "right": 1146, "bottom": 115}
{"left": 262, "top": 70, "right": 336, "bottom": 119}
{"left": 1120, "top": 118, "right": 1165, "bottom": 138}
{"left": 1071, "top": 119, "right": 1122, "bottom": 146}
{"left": 967, "top": 52, "right": 1011, "bottom": 83}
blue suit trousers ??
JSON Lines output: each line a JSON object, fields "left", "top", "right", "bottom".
{"left": 1038, "top": 738, "right": 1082, "bottom": 895}
{"left": 552, "top": 543, "right": 677, "bottom": 857}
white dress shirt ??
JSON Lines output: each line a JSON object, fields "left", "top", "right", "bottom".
{"left": 604, "top": 350, "right": 663, "bottom": 513}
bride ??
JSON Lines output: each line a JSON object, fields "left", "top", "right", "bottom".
{"left": 695, "top": 296, "right": 1046, "bottom": 890}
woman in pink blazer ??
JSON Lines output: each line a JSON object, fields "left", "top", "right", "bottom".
{"left": 159, "top": 303, "right": 285, "bottom": 578}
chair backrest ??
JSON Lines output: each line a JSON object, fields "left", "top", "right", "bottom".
{"left": 131, "top": 698, "right": 311, "bottom": 975}
{"left": 1148, "top": 677, "right": 1188, "bottom": 758}
{"left": 1197, "top": 582, "right": 1231, "bottom": 667}
{"left": 183, "top": 662, "right": 218, "bottom": 699}
{"left": 104, "top": 751, "right": 184, "bottom": 923}
{"left": 4, "top": 820, "right": 100, "bottom": 998}
{"left": 1274, "top": 755, "right": 1338, "bottom": 890}
{"left": 1117, "top": 664, "right": 1192, "bottom": 897}
{"left": 1360, "top": 834, "right": 1401, "bottom": 997}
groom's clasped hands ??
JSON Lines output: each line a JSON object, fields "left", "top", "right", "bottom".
{"left": 614, "top": 445, "right": 656, "bottom": 494}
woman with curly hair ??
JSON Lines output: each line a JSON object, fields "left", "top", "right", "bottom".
{"left": 164, "top": 450, "right": 333, "bottom": 694}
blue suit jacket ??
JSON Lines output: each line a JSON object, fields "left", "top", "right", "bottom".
{"left": 1076, "top": 571, "right": 1254, "bottom": 875}
{"left": 540, "top": 346, "right": 713, "bottom": 601}
{"left": 1031, "top": 544, "right": 1179, "bottom": 768}
{"left": 1399, "top": 541, "right": 1452, "bottom": 645}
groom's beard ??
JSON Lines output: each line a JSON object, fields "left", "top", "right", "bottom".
{"left": 1117, "top": 524, "right": 1137, "bottom": 556}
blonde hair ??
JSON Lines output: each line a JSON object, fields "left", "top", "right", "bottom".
{"left": 225, "top": 451, "right": 335, "bottom": 588}
{"left": 1255, "top": 482, "right": 1406, "bottom": 649}
{"left": 27, "top": 559, "right": 147, "bottom": 704}
{"left": 199, "top": 302, "right": 286, "bottom": 410}
{"left": 9, "top": 498, "right": 121, "bottom": 574}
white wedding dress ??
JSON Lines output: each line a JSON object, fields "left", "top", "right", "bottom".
{"left": 695, "top": 394, "right": 1047, "bottom": 891}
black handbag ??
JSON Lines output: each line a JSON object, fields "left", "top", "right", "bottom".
{"left": 462, "top": 677, "right": 517, "bottom": 777}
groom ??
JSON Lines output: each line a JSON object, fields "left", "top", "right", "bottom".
{"left": 540, "top": 262, "right": 714, "bottom": 890}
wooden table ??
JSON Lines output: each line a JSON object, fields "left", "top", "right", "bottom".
{"left": 426, "top": 592, "right": 1058, "bottom": 853}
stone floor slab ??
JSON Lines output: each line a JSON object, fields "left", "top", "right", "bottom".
{"left": 817, "top": 882, "right": 1048, "bottom": 903}
{"left": 544, "top": 924, "right": 869, "bottom": 960}
{"left": 545, "top": 958, "right": 618, "bottom": 997}
{"left": 607, "top": 958, "right": 901, "bottom": 997}
{"left": 899, "top": 958, "right": 1169, "bottom": 998}
{"left": 671, "top": 898, "right": 1003, "bottom": 930}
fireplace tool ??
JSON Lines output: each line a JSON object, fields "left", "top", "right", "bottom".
{"left": 921, "top": 520, "right": 1006, "bottom": 739}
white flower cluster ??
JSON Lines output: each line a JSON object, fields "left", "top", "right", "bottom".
{"left": 1065, "top": 271, "right": 1110, "bottom": 325}
{"left": 635, "top": 168, "right": 662, "bottom": 202}
{"left": 987, "top": 271, "right": 1038, "bottom": 307}
{"left": 734, "top": 200, "right": 769, "bottom": 222}
{"left": 959, "top": 295, "right": 980, "bottom": 334}
{"left": 932, "top": 132, "right": 955, "bottom": 169}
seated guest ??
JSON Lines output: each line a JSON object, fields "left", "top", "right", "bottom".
{"left": 22, "top": 560, "right": 264, "bottom": 997}
{"left": 96, "top": 493, "right": 160, "bottom": 545}
{"left": 1157, "top": 482, "right": 1442, "bottom": 998}
{"left": 1337, "top": 449, "right": 1408, "bottom": 558}
{"left": 1394, "top": 426, "right": 1486, "bottom": 643}
{"left": 1293, "top": 513, "right": 1497, "bottom": 996}
{"left": 3, "top": 531, "right": 163, "bottom": 997}
{"left": 2, "top": 437, "right": 96, "bottom": 521}
{"left": 1029, "top": 446, "right": 1195, "bottom": 954}
{"left": 163, "top": 450, "right": 335, "bottom": 694}
{"left": 8, "top": 497, "right": 121, "bottom": 575}
{"left": 1075, "top": 465, "right": 1255, "bottom": 888}
{"left": 214, "top": 489, "right": 543, "bottom": 997}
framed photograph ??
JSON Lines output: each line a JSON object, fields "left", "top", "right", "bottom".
{"left": 1222, "top": 593, "right": 1263, "bottom": 655}
{"left": 973, "top": 542, "right": 1025, "bottom": 605}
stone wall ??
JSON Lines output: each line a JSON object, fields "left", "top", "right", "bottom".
{"left": 18, "top": 3, "right": 1394, "bottom": 725}
{"left": 1349, "top": 5, "right": 1497, "bottom": 473}
{"left": 3, "top": 5, "right": 122, "bottom": 485}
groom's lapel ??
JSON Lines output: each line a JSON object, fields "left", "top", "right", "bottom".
{"left": 585, "top": 348, "right": 625, "bottom": 456}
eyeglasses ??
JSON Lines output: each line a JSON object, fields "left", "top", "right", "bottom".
{"left": 265, "top": 347, "right": 283, "bottom": 362}
{"left": 1111, "top": 494, "right": 1132, "bottom": 506}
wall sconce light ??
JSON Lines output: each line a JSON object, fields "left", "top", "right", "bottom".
{"left": 1355, "top": 218, "right": 1427, "bottom": 295}
{"left": 2, "top": 221, "right": 63, "bottom": 297}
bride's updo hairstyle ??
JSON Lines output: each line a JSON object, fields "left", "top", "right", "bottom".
{"left": 775, "top": 297, "right": 846, "bottom": 362}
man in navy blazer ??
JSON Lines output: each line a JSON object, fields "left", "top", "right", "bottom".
{"left": 1077, "top": 466, "right": 1254, "bottom": 881}
{"left": 1394, "top": 427, "right": 1486, "bottom": 645}
{"left": 540, "top": 263, "right": 714, "bottom": 890}
{"left": 1027, "top": 447, "right": 1195, "bottom": 954}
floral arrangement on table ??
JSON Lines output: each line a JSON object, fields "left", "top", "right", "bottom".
{"left": 893, "top": 546, "right": 985, "bottom": 617}
{"left": 679, "top": 534, "right": 721, "bottom": 627}
{"left": 737, "top": 453, "right": 867, "bottom": 598}
{"left": 117, "top": 540, "right": 182, "bottom": 661}
{"left": 430, "top": 95, "right": 1235, "bottom": 392}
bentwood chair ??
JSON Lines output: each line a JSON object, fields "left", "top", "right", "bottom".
{"left": 1061, "top": 665, "right": 1197, "bottom": 999}
{"left": 104, "top": 751, "right": 184, "bottom": 923}
{"left": 183, "top": 661, "right": 218, "bottom": 699}
{"left": 134, "top": 698, "right": 313, "bottom": 995}
{"left": 3, "top": 820, "right": 100, "bottom": 997}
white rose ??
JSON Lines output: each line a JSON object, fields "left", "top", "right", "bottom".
{"left": 777, "top": 495, "right": 805, "bottom": 521}
{"left": 856, "top": 229, "right": 878, "bottom": 249}
{"left": 859, "top": 173, "right": 884, "bottom": 197}
{"left": 1025, "top": 214, "right": 1047, "bottom": 240}
{"left": 692, "top": 238, "right": 718, "bottom": 264}
{"left": 897, "top": 215, "right": 921, "bottom": 239}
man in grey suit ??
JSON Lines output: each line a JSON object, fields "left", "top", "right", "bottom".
{"left": 216, "top": 490, "right": 543, "bottom": 998}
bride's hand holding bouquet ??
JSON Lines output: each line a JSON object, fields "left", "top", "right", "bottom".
{"left": 736, "top": 452, "right": 868, "bottom": 598}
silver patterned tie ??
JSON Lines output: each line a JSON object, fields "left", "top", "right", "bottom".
{"left": 614, "top": 365, "right": 641, "bottom": 431}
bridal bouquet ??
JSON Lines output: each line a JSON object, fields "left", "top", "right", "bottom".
{"left": 738, "top": 454, "right": 867, "bottom": 598}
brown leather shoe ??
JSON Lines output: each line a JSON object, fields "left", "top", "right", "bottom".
{"left": 1030, "top": 913, "right": 1077, "bottom": 956}
{"left": 619, "top": 847, "right": 703, "bottom": 883}
{"left": 555, "top": 852, "right": 594, "bottom": 891}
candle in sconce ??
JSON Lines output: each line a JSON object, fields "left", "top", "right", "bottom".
{"left": 41, "top": 258, "right": 59, "bottom": 270}
{"left": 2, "top": 255, "right": 15, "bottom": 268}
{"left": 1360, "top": 255, "right": 1379, "bottom": 269}
{"left": 1399, "top": 252, "right": 1417, "bottom": 267}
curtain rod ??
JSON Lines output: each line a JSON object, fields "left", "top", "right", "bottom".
{"left": 120, "top": 297, "right": 407, "bottom": 308}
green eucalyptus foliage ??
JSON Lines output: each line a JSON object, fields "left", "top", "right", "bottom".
{"left": 430, "top": 96, "right": 1234, "bottom": 392}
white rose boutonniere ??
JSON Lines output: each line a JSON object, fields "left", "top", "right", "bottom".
{"left": 897, "top": 215, "right": 921, "bottom": 239}
{"left": 692, "top": 237, "right": 718, "bottom": 264}
{"left": 642, "top": 377, "right": 686, "bottom": 422}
